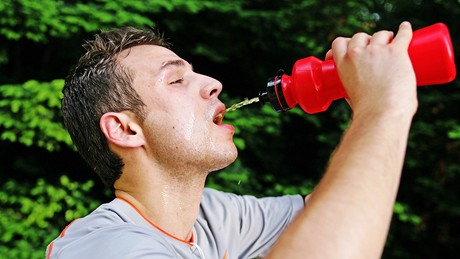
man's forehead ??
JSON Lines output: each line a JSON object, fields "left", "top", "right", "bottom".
{"left": 159, "top": 59, "right": 193, "bottom": 71}
{"left": 117, "top": 45, "right": 195, "bottom": 88}
{"left": 117, "top": 45, "right": 192, "bottom": 72}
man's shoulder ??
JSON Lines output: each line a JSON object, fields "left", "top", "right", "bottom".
{"left": 46, "top": 199, "right": 174, "bottom": 258}
{"left": 200, "top": 188, "right": 241, "bottom": 212}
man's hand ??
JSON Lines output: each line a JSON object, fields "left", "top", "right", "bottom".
{"left": 328, "top": 21, "right": 417, "bottom": 118}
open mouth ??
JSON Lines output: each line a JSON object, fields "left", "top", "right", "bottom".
{"left": 213, "top": 113, "right": 224, "bottom": 124}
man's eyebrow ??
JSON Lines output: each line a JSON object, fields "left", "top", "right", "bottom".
{"left": 160, "top": 59, "right": 194, "bottom": 71}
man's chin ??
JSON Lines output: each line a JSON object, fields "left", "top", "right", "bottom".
{"left": 208, "top": 152, "right": 238, "bottom": 173}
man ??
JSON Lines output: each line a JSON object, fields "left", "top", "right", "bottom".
{"left": 47, "top": 21, "right": 417, "bottom": 258}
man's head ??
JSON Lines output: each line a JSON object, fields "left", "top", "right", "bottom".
{"left": 62, "top": 27, "right": 169, "bottom": 187}
{"left": 62, "top": 27, "right": 237, "bottom": 188}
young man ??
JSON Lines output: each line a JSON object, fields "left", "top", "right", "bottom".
{"left": 47, "top": 21, "right": 417, "bottom": 258}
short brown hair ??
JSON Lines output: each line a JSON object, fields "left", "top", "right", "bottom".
{"left": 62, "top": 27, "right": 169, "bottom": 187}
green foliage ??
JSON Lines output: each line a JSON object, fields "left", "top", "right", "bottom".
{"left": 0, "top": 80, "right": 72, "bottom": 151}
{"left": 0, "top": 0, "right": 155, "bottom": 42}
{"left": 0, "top": 175, "right": 99, "bottom": 259}
{"left": 448, "top": 124, "right": 460, "bottom": 139}
{"left": 0, "top": 0, "right": 248, "bottom": 43}
{"left": 393, "top": 202, "right": 422, "bottom": 224}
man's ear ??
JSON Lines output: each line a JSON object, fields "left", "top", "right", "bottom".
{"left": 100, "top": 112, "right": 145, "bottom": 148}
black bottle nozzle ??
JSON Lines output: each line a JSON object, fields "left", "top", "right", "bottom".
{"left": 258, "top": 69, "right": 290, "bottom": 112}
{"left": 258, "top": 91, "right": 269, "bottom": 105}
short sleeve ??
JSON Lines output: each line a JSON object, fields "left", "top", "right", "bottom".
{"left": 196, "top": 188, "right": 305, "bottom": 258}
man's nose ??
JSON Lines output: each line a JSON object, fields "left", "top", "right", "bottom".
{"left": 199, "top": 75, "right": 222, "bottom": 99}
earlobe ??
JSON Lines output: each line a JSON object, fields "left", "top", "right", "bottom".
{"left": 100, "top": 112, "right": 145, "bottom": 148}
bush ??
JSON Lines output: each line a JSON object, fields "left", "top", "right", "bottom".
{"left": 0, "top": 175, "right": 99, "bottom": 259}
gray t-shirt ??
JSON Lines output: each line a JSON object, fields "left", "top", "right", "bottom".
{"left": 46, "top": 188, "right": 304, "bottom": 259}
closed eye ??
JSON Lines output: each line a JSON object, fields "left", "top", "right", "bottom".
{"left": 170, "top": 78, "right": 184, "bottom": 85}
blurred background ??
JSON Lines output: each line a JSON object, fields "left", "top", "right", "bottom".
{"left": 0, "top": 0, "right": 459, "bottom": 258}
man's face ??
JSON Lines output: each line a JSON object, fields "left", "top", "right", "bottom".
{"left": 118, "top": 45, "right": 237, "bottom": 173}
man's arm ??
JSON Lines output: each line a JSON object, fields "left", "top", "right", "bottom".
{"left": 266, "top": 22, "right": 417, "bottom": 259}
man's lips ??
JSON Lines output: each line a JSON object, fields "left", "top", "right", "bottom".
{"left": 214, "top": 111, "right": 235, "bottom": 133}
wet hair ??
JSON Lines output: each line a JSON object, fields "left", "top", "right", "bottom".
{"left": 61, "top": 27, "right": 170, "bottom": 187}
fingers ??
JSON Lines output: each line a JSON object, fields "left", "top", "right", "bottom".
{"left": 331, "top": 36, "right": 349, "bottom": 62}
{"left": 331, "top": 32, "right": 370, "bottom": 64}
{"left": 391, "top": 21, "right": 413, "bottom": 48}
{"left": 369, "top": 30, "right": 394, "bottom": 45}
{"left": 330, "top": 21, "right": 412, "bottom": 62}
{"left": 325, "top": 49, "right": 333, "bottom": 60}
{"left": 368, "top": 22, "right": 412, "bottom": 47}
{"left": 348, "top": 32, "right": 371, "bottom": 50}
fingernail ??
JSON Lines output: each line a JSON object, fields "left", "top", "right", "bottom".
{"left": 400, "top": 21, "right": 409, "bottom": 27}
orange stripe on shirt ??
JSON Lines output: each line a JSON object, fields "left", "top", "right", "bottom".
{"left": 116, "top": 197, "right": 195, "bottom": 246}
{"left": 46, "top": 219, "right": 79, "bottom": 259}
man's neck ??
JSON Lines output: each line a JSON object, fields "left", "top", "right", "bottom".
{"left": 114, "top": 171, "right": 207, "bottom": 242}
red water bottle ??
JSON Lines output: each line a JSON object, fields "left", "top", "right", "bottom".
{"left": 259, "top": 23, "right": 457, "bottom": 114}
